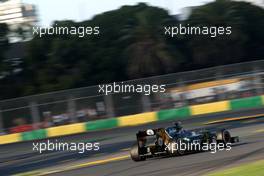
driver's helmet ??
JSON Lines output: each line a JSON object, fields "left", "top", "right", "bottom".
{"left": 173, "top": 121, "right": 183, "bottom": 132}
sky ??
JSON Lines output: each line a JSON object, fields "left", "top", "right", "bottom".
{"left": 23, "top": 0, "right": 213, "bottom": 26}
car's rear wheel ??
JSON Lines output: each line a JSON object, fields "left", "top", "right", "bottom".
{"left": 130, "top": 144, "right": 146, "bottom": 161}
{"left": 166, "top": 142, "right": 177, "bottom": 156}
{"left": 167, "top": 140, "right": 186, "bottom": 156}
{"left": 176, "top": 139, "right": 186, "bottom": 155}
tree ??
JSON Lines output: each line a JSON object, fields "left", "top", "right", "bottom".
{"left": 186, "top": 0, "right": 264, "bottom": 68}
{"left": 22, "top": 3, "right": 184, "bottom": 94}
{"left": 0, "top": 23, "right": 9, "bottom": 74}
{"left": 0, "top": 23, "right": 25, "bottom": 99}
{"left": 120, "top": 3, "right": 182, "bottom": 78}
{"left": 1, "top": 2, "right": 264, "bottom": 99}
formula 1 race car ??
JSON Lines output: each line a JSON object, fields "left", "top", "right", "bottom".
{"left": 130, "top": 122, "right": 239, "bottom": 161}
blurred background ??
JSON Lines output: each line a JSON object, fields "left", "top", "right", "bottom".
{"left": 0, "top": 0, "right": 263, "bottom": 134}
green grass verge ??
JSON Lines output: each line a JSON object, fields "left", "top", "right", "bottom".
{"left": 206, "top": 160, "right": 264, "bottom": 176}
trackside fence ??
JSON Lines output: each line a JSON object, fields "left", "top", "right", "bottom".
{"left": 0, "top": 60, "right": 264, "bottom": 134}
{"left": 0, "top": 95, "right": 263, "bottom": 145}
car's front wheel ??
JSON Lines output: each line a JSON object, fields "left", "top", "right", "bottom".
{"left": 216, "top": 129, "right": 231, "bottom": 145}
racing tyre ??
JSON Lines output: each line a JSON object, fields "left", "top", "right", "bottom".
{"left": 167, "top": 140, "right": 185, "bottom": 156}
{"left": 167, "top": 142, "right": 177, "bottom": 156}
{"left": 130, "top": 144, "right": 146, "bottom": 161}
{"left": 216, "top": 129, "right": 231, "bottom": 145}
{"left": 176, "top": 139, "right": 186, "bottom": 156}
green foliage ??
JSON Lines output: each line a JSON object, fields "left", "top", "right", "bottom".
{"left": 0, "top": 23, "right": 9, "bottom": 72}
{"left": 21, "top": 3, "right": 182, "bottom": 95}
{"left": 186, "top": 0, "right": 264, "bottom": 68}
{"left": 0, "top": 1, "right": 264, "bottom": 99}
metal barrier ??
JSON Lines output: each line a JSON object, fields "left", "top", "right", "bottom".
{"left": 0, "top": 60, "right": 263, "bottom": 133}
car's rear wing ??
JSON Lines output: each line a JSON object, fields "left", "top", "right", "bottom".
{"left": 135, "top": 128, "right": 169, "bottom": 155}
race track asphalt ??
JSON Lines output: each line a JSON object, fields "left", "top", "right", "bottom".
{"left": 0, "top": 108, "right": 263, "bottom": 176}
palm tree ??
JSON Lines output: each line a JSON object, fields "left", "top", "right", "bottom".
{"left": 120, "top": 4, "right": 180, "bottom": 78}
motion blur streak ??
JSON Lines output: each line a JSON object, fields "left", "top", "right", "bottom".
{"left": 190, "top": 101, "right": 230, "bottom": 115}
{"left": 0, "top": 133, "right": 20, "bottom": 144}
{"left": 205, "top": 113, "right": 264, "bottom": 125}
{"left": 47, "top": 123, "right": 86, "bottom": 137}
{"left": 2, "top": 108, "right": 263, "bottom": 176}
{"left": 118, "top": 112, "right": 157, "bottom": 126}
